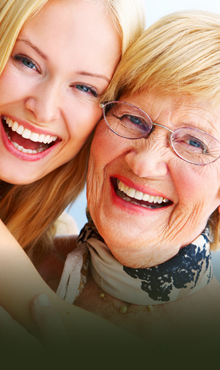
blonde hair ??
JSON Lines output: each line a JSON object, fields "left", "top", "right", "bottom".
{"left": 102, "top": 10, "right": 220, "bottom": 250}
{"left": 103, "top": 10, "right": 220, "bottom": 103}
{"left": 103, "top": 0, "right": 145, "bottom": 54}
{"left": 0, "top": 0, "right": 145, "bottom": 254}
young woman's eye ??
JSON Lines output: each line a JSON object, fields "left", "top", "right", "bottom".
{"left": 13, "top": 54, "right": 39, "bottom": 71}
{"left": 74, "top": 84, "right": 98, "bottom": 98}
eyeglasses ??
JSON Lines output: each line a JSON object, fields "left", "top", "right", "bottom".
{"left": 100, "top": 101, "right": 220, "bottom": 166}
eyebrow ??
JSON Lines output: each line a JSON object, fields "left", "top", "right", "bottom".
{"left": 17, "top": 39, "right": 48, "bottom": 60}
{"left": 76, "top": 71, "right": 110, "bottom": 83}
{"left": 17, "top": 39, "right": 110, "bottom": 83}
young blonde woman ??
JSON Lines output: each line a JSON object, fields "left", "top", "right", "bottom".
{"left": 0, "top": 0, "right": 146, "bottom": 357}
{"left": 0, "top": 0, "right": 145, "bottom": 257}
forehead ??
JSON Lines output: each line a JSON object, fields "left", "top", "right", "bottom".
{"left": 22, "top": 0, "right": 107, "bottom": 43}
{"left": 120, "top": 91, "right": 220, "bottom": 136}
{"left": 18, "top": 0, "right": 120, "bottom": 75}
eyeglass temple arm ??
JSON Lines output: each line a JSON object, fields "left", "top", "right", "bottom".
{"left": 152, "top": 122, "right": 173, "bottom": 133}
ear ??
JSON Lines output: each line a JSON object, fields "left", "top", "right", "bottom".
{"left": 218, "top": 205, "right": 220, "bottom": 213}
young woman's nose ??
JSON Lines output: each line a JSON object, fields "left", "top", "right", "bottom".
{"left": 25, "top": 80, "right": 61, "bottom": 123}
{"left": 125, "top": 138, "right": 169, "bottom": 178}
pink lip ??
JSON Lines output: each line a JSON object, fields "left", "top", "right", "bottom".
{"left": 0, "top": 118, "right": 60, "bottom": 162}
{"left": 115, "top": 175, "right": 171, "bottom": 200}
{"left": 4, "top": 115, "right": 59, "bottom": 137}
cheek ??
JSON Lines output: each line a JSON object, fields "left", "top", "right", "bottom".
{"left": 87, "top": 155, "right": 101, "bottom": 223}
{"left": 91, "top": 121, "right": 128, "bottom": 165}
{"left": 66, "top": 105, "right": 102, "bottom": 142}
{"left": 175, "top": 171, "right": 201, "bottom": 199}
{"left": 0, "top": 66, "right": 20, "bottom": 101}
{"left": 90, "top": 123, "right": 111, "bottom": 162}
{"left": 173, "top": 164, "right": 220, "bottom": 211}
{"left": 0, "top": 64, "right": 38, "bottom": 105}
{"left": 87, "top": 128, "right": 113, "bottom": 216}
{"left": 83, "top": 105, "right": 103, "bottom": 128}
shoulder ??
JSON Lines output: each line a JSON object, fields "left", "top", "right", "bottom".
{"left": 54, "top": 212, "right": 79, "bottom": 237}
{"left": 54, "top": 235, "right": 78, "bottom": 258}
{"left": 37, "top": 235, "right": 78, "bottom": 291}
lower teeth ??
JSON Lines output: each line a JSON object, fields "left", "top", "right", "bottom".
{"left": 6, "top": 131, "right": 46, "bottom": 154}
{"left": 12, "top": 141, "right": 44, "bottom": 154}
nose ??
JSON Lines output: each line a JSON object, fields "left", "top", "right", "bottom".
{"left": 25, "top": 80, "right": 61, "bottom": 123}
{"left": 125, "top": 137, "right": 169, "bottom": 178}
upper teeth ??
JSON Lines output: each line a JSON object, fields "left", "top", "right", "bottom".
{"left": 118, "top": 180, "right": 169, "bottom": 204}
{"left": 4, "top": 116, "right": 57, "bottom": 144}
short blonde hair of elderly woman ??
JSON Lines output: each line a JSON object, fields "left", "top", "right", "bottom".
{"left": 0, "top": 0, "right": 145, "bottom": 254}
{"left": 102, "top": 10, "right": 220, "bottom": 250}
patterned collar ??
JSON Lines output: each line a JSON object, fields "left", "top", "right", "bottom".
{"left": 76, "top": 220, "right": 213, "bottom": 305}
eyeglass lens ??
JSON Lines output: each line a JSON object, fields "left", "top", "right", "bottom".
{"left": 104, "top": 102, "right": 152, "bottom": 139}
{"left": 103, "top": 101, "right": 220, "bottom": 165}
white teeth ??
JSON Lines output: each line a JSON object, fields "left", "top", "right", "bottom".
{"left": 11, "top": 121, "right": 19, "bottom": 132}
{"left": 6, "top": 117, "right": 13, "bottom": 127}
{"left": 118, "top": 181, "right": 125, "bottom": 192}
{"left": 135, "top": 191, "right": 143, "bottom": 200}
{"left": 12, "top": 141, "right": 41, "bottom": 154}
{"left": 3, "top": 116, "right": 58, "bottom": 145}
{"left": 43, "top": 135, "right": 52, "bottom": 144}
{"left": 22, "top": 128, "right": 31, "bottom": 139}
{"left": 17, "top": 125, "right": 24, "bottom": 135}
{"left": 163, "top": 198, "right": 169, "bottom": 203}
{"left": 30, "top": 132, "right": 39, "bottom": 142}
{"left": 143, "top": 193, "right": 149, "bottom": 202}
{"left": 120, "top": 182, "right": 125, "bottom": 191}
{"left": 38, "top": 134, "right": 45, "bottom": 143}
{"left": 127, "top": 188, "right": 135, "bottom": 197}
{"left": 118, "top": 180, "right": 170, "bottom": 204}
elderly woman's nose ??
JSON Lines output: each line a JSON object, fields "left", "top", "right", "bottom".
{"left": 25, "top": 81, "right": 61, "bottom": 124}
{"left": 125, "top": 141, "right": 168, "bottom": 178}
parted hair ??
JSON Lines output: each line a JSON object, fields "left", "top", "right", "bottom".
{"left": 102, "top": 10, "right": 220, "bottom": 249}
{"left": 0, "top": 0, "right": 145, "bottom": 254}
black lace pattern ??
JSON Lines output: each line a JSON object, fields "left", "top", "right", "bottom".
{"left": 124, "top": 228, "right": 212, "bottom": 302}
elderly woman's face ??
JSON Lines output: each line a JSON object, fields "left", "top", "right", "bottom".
{"left": 87, "top": 91, "right": 220, "bottom": 268}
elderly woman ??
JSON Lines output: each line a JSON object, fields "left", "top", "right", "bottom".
{"left": 54, "top": 10, "right": 220, "bottom": 350}
{"left": 0, "top": 10, "right": 220, "bottom": 357}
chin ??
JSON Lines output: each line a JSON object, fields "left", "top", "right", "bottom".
{"left": 0, "top": 171, "right": 42, "bottom": 185}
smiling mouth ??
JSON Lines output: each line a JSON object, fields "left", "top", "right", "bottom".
{"left": 2, "top": 115, "right": 60, "bottom": 154}
{"left": 113, "top": 178, "right": 173, "bottom": 209}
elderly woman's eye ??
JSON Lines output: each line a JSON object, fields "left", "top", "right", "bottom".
{"left": 123, "top": 115, "right": 146, "bottom": 128}
{"left": 185, "top": 136, "right": 207, "bottom": 153}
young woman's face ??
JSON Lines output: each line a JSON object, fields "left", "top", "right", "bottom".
{"left": 0, "top": 0, "right": 120, "bottom": 184}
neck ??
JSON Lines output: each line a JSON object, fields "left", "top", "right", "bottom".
{"left": 77, "top": 220, "right": 213, "bottom": 306}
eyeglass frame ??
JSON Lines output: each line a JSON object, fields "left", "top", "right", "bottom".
{"left": 100, "top": 100, "right": 220, "bottom": 166}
